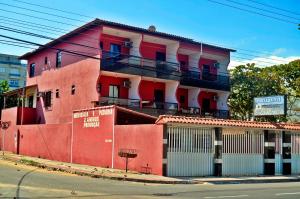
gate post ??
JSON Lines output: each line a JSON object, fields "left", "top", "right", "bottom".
{"left": 282, "top": 131, "right": 291, "bottom": 175}
{"left": 214, "top": 127, "right": 222, "bottom": 176}
{"left": 264, "top": 130, "right": 276, "bottom": 175}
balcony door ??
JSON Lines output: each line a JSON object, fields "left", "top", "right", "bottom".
{"left": 202, "top": 98, "right": 211, "bottom": 113}
{"left": 109, "top": 85, "right": 119, "bottom": 98}
{"left": 156, "top": 52, "right": 166, "bottom": 62}
{"left": 110, "top": 44, "right": 121, "bottom": 57}
{"left": 154, "top": 89, "right": 164, "bottom": 109}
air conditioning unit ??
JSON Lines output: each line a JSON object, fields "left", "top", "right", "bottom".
{"left": 214, "top": 62, "right": 220, "bottom": 68}
{"left": 123, "top": 80, "right": 131, "bottom": 88}
{"left": 213, "top": 95, "right": 218, "bottom": 101}
{"left": 124, "top": 41, "right": 133, "bottom": 48}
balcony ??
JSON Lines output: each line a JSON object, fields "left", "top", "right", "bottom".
{"left": 181, "top": 69, "right": 230, "bottom": 91}
{"left": 101, "top": 51, "right": 181, "bottom": 81}
{"left": 200, "top": 109, "right": 230, "bottom": 119}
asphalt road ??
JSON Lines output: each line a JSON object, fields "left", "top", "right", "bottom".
{"left": 1, "top": 159, "right": 300, "bottom": 199}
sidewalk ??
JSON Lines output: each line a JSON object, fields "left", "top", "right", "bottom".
{"left": 1, "top": 152, "right": 300, "bottom": 184}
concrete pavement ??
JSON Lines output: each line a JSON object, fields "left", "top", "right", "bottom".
{"left": 2, "top": 159, "right": 300, "bottom": 198}
{"left": 2, "top": 151, "right": 300, "bottom": 185}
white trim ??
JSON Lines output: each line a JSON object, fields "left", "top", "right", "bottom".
{"left": 283, "top": 143, "right": 291, "bottom": 147}
{"left": 163, "top": 139, "right": 168, "bottom": 144}
{"left": 214, "top": 141, "right": 222, "bottom": 146}
{"left": 264, "top": 142, "right": 275, "bottom": 147}
{"left": 214, "top": 159, "right": 222, "bottom": 164}
{"left": 264, "top": 159, "right": 275, "bottom": 163}
{"left": 163, "top": 159, "right": 168, "bottom": 164}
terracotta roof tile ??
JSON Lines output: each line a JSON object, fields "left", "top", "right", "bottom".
{"left": 156, "top": 115, "right": 300, "bottom": 131}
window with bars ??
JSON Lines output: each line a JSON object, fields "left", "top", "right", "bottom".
{"left": 44, "top": 91, "right": 52, "bottom": 108}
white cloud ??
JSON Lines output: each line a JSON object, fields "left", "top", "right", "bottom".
{"left": 229, "top": 55, "right": 300, "bottom": 69}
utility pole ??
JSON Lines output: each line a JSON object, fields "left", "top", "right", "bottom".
{"left": 299, "top": 24, "right": 300, "bottom": 30}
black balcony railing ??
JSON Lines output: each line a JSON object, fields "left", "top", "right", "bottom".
{"left": 181, "top": 70, "right": 230, "bottom": 91}
{"left": 99, "top": 97, "right": 140, "bottom": 108}
{"left": 101, "top": 51, "right": 181, "bottom": 81}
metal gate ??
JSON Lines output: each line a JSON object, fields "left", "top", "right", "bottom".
{"left": 222, "top": 129, "right": 264, "bottom": 176}
{"left": 292, "top": 133, "right": 300, "bottom": 174}
{"left": 167, "top": 126, "right": 214, "bottom": 177}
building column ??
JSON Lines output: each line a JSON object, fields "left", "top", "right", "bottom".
{"left": 214, "top": 127, "right": 222, "bottom": 176}
{"left": 188, "top": 88, "right": 200, "bottom": 108}
{"left": 165, "top": 81, "right": 179, "bottom": 110}
{"left": 264, "top": 130, "right": 276, "bottom": 175}
{"left": 282, "top": 131, "right": 292, "bottom": 175}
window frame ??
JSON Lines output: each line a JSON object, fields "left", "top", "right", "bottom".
{"left": 109, "top": 85, "right": 119, "bottom": 98}
{"left": 56, "top": 51, "right": 62, "bottom": 68}
{"left": 29, "top": 63, "right": 35, "bottom": 78}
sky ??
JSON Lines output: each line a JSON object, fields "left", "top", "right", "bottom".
{"left": 0, "top": 0, "right": 299, "bottom": 68}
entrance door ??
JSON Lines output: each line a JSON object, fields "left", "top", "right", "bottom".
{"left": 154, "top": 89, "right": 164, "bottom": 109}
{"left": 110, "top": 44, "right": 121, "bottom": 58}
{"left": 28, "top": 95, "right": 34, "bottom": 108}
{"left": 202, "top": 98, "right": 211, "bottom": 114}
{"left": 202, "top": 65, "right": 210, "bottom": 80}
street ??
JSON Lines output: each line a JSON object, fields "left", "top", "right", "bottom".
{"left": 0, "top": 160, "right": 300, "bottom": 198}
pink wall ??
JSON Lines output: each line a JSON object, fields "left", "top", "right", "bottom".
{"left": 139, "top": 80, "right": 165, "bottom": 101}
{"left": 140, "top": 41, "right": 166, "bottom": 60}
{"left": 25, "top": 28, "right": 101, "bottom": 124}
{"left": 72, "top": 107, "right": 115, "bottom": 168}
{"left": 99, "top": 75, "right": 129, "bottom": 98}
{"left": 114, "top": 124, "right": 163, "bottom": 175}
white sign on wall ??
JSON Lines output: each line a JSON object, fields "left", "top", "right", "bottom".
{"left": 253, "top": 95, "right": 287, "bottom": 116}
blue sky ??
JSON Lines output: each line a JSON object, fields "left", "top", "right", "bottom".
{"left": 0, "top": 0, "right": 299, "bottom": 67}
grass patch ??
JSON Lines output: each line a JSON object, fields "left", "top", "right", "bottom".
{"left": 19, "top": 158, "right": 40, "bottom": 167}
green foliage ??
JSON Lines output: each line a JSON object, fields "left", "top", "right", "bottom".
{"left": 228, "top": 60, "right": 300, "bottom": 122}
{"left": 0, "top": 80, "right": 9, "bottom": 110}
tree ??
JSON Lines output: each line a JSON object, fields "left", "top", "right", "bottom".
{"left": 0, "top": 80, "right": 9, "bottom": 118}
{"left": 228, "top": 63, "right": 286, "bottom": 121}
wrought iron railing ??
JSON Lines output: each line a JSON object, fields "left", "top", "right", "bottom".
{"left": 99, "top": 97, "right": 140, "bottom": 108}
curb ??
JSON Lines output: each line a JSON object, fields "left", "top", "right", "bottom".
{"left": 201, "top": 178, "right": 300, "bottom": 185}
{"left": 1, "top": 155, "right": 197, "bottom": 185}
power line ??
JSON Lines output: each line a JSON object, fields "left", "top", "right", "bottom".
{"left": 225, "top": 0, "right": 300, "bottom": 21}
{"left": 11, "top": 0, "right": 93, "bottom": 19}
{"left": 246, "top": 0, "right": 300, "bottom": 16}
{"left": 0, "top": 34, "right": 100, "bottom": 60}
{"left": 0, "top": 2, "right": 89, "bottom": 23}
{"left": 207, "top": 0, "right": 298, "bottom": 25}
{"left": 1, "top": 1, "right": 295, "bottom": 65}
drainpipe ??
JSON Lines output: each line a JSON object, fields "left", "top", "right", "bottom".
{"left": 70, "top": 112, "right": 74, "bottom": 163}
{"left": 20, "top": 87, "right": 25, "bottom": 125}
{"left": 111, "top": 107, "right": 116, "bottom": 169}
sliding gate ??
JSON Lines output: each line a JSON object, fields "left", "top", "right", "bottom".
{"left": 222, "top": 129, "right": 264, "bottom": 176}
{"left": 167, "top": 126, "right": 214, "bottom": 177}
{"left": 292, "top": 133, "right": 300, "bottom": 174}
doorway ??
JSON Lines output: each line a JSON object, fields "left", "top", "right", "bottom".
{"left": 202, "top": 98, "right": 211, "bottom": 113}
{"left": 154, "top": 89, "right": 164, "bottom": 109}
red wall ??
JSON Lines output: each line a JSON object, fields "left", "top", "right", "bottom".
{"left": 199, "top": 58, "right": 217, "bottom": 75}
{"left": 177, "top": 88, "right": 189, "bottom": 108}
{"left": 198, "top": 91, "right": 217, "bottom": 110}
{"left": 17, "top": 108, "right": 37, "bottom": 125}
{"left": 178, "top": 54, "right": 189, "bottom": 70}
{"left": 140, "top": 41, "right": 166, "bottom": 60}
{"left": 99, "top": 75, "right": 129, "bottom": 98}
{"left": 139, "top": 80, "right": 165, "bottom": 101}
{"left": 100, "top": 34, "right": 130, "bottom": 54}
{"left": 72, "top": 107, "right": 115, "bottom": 167}
{"left": 114, "top": 124, "right": 163, "bottom": 175}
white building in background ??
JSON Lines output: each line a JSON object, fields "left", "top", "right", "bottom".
{"left": 0, "top": 53, "right": 27, "bottom": 90}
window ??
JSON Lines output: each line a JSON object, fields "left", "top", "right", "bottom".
{"left": 10, "top": 68, "right": 20, "bottom": 77}
{"left": 56, "top": 89, "right": 59, "bottom": 98}
{"left": 156, "top": 52, "right": 166, "bottom": 61}
{"left": 9, "top": 79, "right": 19, "bottom": 87}
{"left": 109, "top": 85, "right": 119, "bottom": 98}
{"left": 44, "top": 91, "right": 52, "bottom": 108}
{"left": 0, "top": 67, "right": 5, "bottom": 73}
{"left": 110, "top": 44, "right": 121, "bottom": 57}
{"left": 56, "top": 51, "right": 62, "bottom": 68}
{"left": 203, "top": 65, "right": 210, "bottom": 74}
{"left": 29, "top": 63, "right": 35, "bottom": 77}
{"left": 44, "top": 57, "right": 48, "bottom": 65}
{"left": 71, "top": 85, "right": 75, "bottom": 95}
